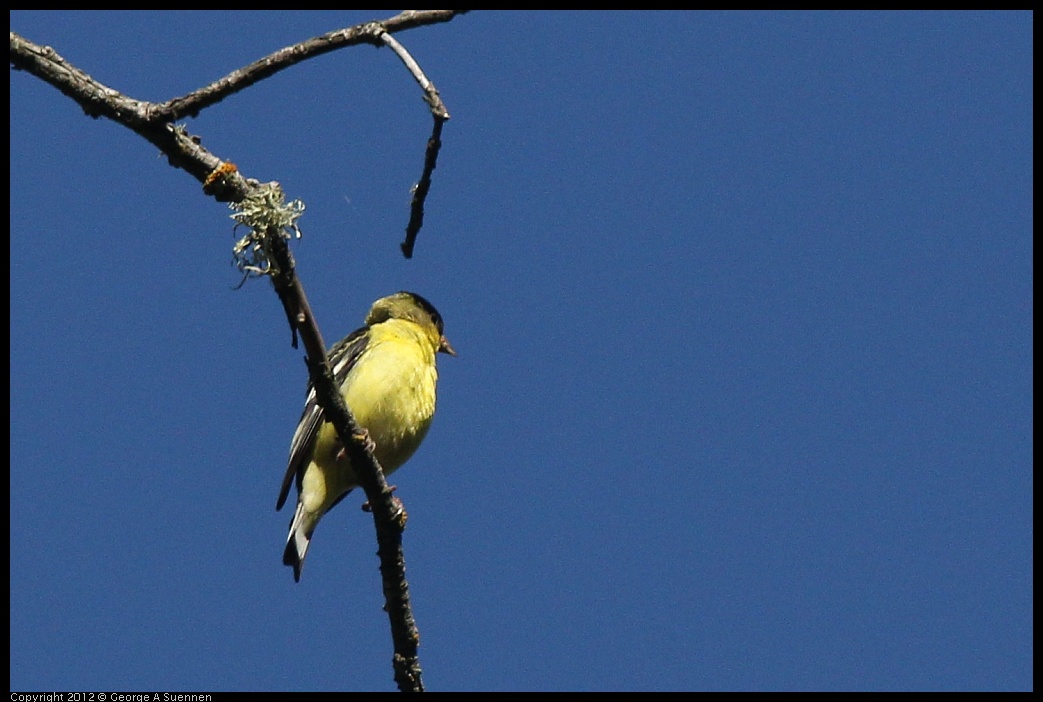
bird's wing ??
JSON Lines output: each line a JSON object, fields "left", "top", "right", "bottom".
{"left": 276, "top": 326, "right": 371, "bottom": 510}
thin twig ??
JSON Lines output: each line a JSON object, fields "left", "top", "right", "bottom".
{"left": 402, "top": 118, "right": 446, "bottom": 259}
{"left": 160, "top": 11, "right": 465, "bottom": 121}
{"left": 381, "top": 31, "right": 450, "bottom": 120}
{"left": 378, "top": 31, "right": 451, "bottom": 258}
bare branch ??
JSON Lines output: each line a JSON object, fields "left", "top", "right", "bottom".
{"left": 381, "top": 31, "right": 451, "bottom": 120}
{"left": 376, "top": 30, "right": 451, "bottom": 259}
{"left": 402, "top": 118, "right": 447, "bottom": 259}
{"left": 12, "top": 10, "right": 463, "bottom": 255}
{"left": 11, "top": 13, "right": 469, "bottom": 690}
{"left": 157, "top": 10, "right": 467, "bottom": 121}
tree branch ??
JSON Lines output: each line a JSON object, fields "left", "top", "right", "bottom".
{"left": 157, "top": 11, "right": 466, "bottom": 121}
{"left": 11, "top": 12, "right": 468, "bottom": 691}
{"left": 379, "top": 31, "right": 451, "bottom": 259}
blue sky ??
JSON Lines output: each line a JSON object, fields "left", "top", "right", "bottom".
{"left": 9, "top": 11, "right": 1032, "bottom": 692}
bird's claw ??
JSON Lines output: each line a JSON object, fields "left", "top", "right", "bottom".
{"left": 361, "top": 488, "right": 406, "bottom": 528}
{"left": 333, "top": 428, "right": 376, "bottom": 463}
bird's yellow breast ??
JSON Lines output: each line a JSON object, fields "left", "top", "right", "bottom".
{"left": 343, "top": 319, "right": 439, "bottom": 473}
{"left": 303, "top": 318, "right": 439, "bottom": 515}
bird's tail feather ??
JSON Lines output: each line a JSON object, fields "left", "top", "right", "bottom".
{"left": 283, "top": 503, "right": 312, "bottom": 582}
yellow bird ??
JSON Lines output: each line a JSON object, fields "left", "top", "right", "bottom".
{"left": 277, "top": 291, "right": 455, "bottom": 581}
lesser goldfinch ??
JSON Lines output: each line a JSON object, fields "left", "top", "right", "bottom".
{"left": 277, "top": 291, "right": 455, "bottom": 582}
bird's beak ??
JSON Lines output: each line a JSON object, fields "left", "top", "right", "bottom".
{"left": 439, "top": 335, "right": 457, "bottom": 356}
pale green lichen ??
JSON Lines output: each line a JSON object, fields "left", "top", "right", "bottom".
{"left": 230, "top": 183, "right": 305, "bottom": 279}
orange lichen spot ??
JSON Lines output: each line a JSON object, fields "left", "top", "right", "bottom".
{"left": 203, "top": 162, "right": 239, "bottom": 193}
